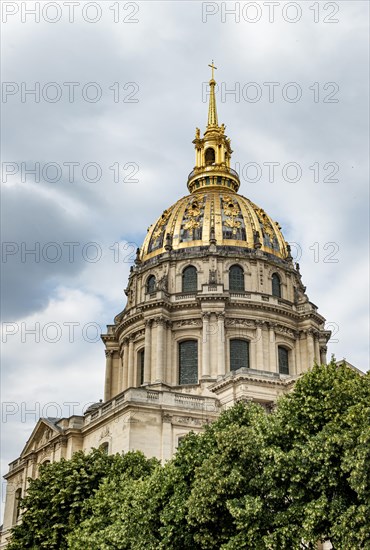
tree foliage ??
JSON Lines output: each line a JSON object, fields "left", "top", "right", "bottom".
{"left": 8, "top": 360, "right": 370, "bottom": 549}
{"left": 7, "top": 449, "right": 159, "bottom": 549}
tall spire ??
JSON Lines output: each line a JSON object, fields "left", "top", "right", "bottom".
{"left": 207, "top": 61, "right": 218, "bottom": 127}
{"left": 188, "top": 64, "right": 240, "bottom": 194}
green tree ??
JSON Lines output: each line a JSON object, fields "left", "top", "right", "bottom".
{"left": 67, "top": 451, "right": 160, "bottom": 550}
{"left": 159, "top": 361, "right": 370, "bottom": 549}
{"left": 267, "top": 360, "right": 370, "bottom": 549}
{"left": 69, "top": 403, "right": 271, "bottom": 550}
{"left": 9, "top": 361, "right": 370, "bottom": 550}
{"left": 7, "top": 449, "right": 158, "bottom": 550}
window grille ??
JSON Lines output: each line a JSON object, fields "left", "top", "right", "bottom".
{"left": 230, "top": 339, "right": 249, "bottom": 371}
{"left": 229, "top": 265, "right": 244, "bottom": 291}
{"left": 147, "top": 275, "right": 156, "bottom": 294}
{"left": 278, "top": 346, "right": 289, "bottom": 374}
{"left": 139, "top": 349, "right": 145, "bottom": 385}
{"left": 179, "top": 340, "right": 198, "bottom": 385}
{"left": 272, "top": 273, "right": 281, "bottom": 298}
{"left": 182, "top": 266, "right": 197, "bottom": 293}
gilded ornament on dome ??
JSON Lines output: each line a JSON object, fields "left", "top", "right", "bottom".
{"left": 224, "top": 218, "right": 242, "bottom": 234}
{"left": 255, "top": 208, "right": 275, "bottom": 239}
{"left": 149, "top": 208, "right": 172, "bottom": 251}
{"left": 224, "top": 202, "right": 238, "bottom": 217}
{"left": 189, "top": 204, "right": 201, "bottom": 217}
{"left": 221, "top": 197, "right": 246, "bottom": 239}
{"left": 184, "top": 219, "right": 200, "bottom": 231}
{"left": 180, "top": 195, "right": 206, "bottom": 242}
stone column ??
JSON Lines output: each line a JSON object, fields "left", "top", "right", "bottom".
{"left": 202, "top": 312, "right": 211, "bottom": 378}
{"left": 166, "top": 321, "right": 173, "bottom": 384}
{"left": 295, "top": 332, "right": 302, "bottom": 374}
{"left": 156, "top": 317, "right": 165, "bottom": 382}
{"left": 118, "top": 349, "right": 124, "bottom": 394}
{"left": 268, "top": 323, "right": 277, "bottom": 372}
{"left": 127, "top": 337, "right": 134, "bottom": 388}
{"left": 290, "top": 343, "right": 296, "bottom": 375}
{"left": 314, "top": 333, "right": 321, "bottom": 364}
{"left": 217, "top": 312, "right": 225, "bottom": 376}
{"left": 307, "top": 330, "right": 315, "bottom": 368}
{"left": 256, "top": 321, "right": 264, "bottom": 370}
{"left": 122, "top": 339, "right": 129, "bottom": 390}
{"left": 143, "top": 320, "right": 152, "bottom": 385}
{"left": 104, "top": 350, "right": 113, "bottom": 401}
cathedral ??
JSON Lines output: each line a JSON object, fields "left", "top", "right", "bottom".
{"left": 1, "top": 67, "right": 331, "bottom": 546}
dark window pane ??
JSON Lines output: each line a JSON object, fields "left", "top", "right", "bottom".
{"left": 230, "top": 339, "right": 249, "bottom": 371}
{"left": 205, "top": 147, "right": 215, "bottom": 164}
{"left": 179, "top": 341, "right": 198, "bottom": 385}
{"left": 278, "top": 347, "right": 289, "bottom": 374}
{"left": 147, "top": 275, "right": 156, "bottom": 293}
{"left": 229, "top": 265, "right": 244, "bottom": 291}
{"left": 182, "top": 266, "right": 197, "bottom": 293}
{"left": 272, "top": 273, "right": 281, "bottom": 298}
{"left": 139, "top": 349, "right": 145, "bottom": 385}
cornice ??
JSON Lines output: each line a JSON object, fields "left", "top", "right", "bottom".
{"left": 209, "top": 371, "right": 299, "bottom": 392}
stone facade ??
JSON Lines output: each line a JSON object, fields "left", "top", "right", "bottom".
{"left": 102, "top": 247, "right": 329, "bottom": 403}
{"left": 0, "top": 73, "right": 331, "bottom": 547}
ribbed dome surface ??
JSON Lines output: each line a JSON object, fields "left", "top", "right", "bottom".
{"left": 140, "top": 190, "right": 288, "bottom": 262}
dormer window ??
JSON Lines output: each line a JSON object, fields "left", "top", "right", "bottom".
{"left": 182, "top": 266, "right": 197, "bottom": 293}
{"left": 272, "top": 273, "right": 281, "bottom": 298}
{"left": 229, "top": 265, "right": 244, "bottom": 291}
{"left": 147, "top": 275, "right": 156, "bottom": 294}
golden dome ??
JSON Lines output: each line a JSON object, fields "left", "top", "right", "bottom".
{"left": 140, "top": 190, "right": 288, "bottom": 262}
{"left": 140, "top": 65, "right": 289, "bottom": 263}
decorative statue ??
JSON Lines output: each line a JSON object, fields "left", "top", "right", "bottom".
{"left": 195, "top": 127, "right": 200, "bottom": 139}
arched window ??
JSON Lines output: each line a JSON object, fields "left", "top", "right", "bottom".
{"left": 147, "top": 275, "right": 156, "bottom": 294}
{"left": 230, "top": 339, "right": 249, "bottom": 371}
{"left": 278, "top": 346, "right": 289, "bottom": 375}
{"left": 182, "top": 265, "right": 197, "bottom": 293}
{"left": 179, "top": 340, "right": 198, "bottom": 385}
{"left": 205, "top": 147, "right": 215, "bottom": 165}
{"left": 138, "top": 349, "right": 145, "bottom": 385}
{"left": 272, "top": 273, "right": 281, "bottom": 298}
{"left": 229, "top": 265, "right": 244, "bottom": 291}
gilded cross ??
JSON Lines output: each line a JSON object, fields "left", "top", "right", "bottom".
{"left": 208, "top": 60, "right": 217, "bottom": 80}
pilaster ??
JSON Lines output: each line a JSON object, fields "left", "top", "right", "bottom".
{"left": 143, "top": 320, "right": 152, "bottom": 385}
{"left": 127, "top": 337, "right": 134, "bottom": 388}
{"left": 217, "top": 312, "right": 225, "bottom": 376}
{"left": 156, "top": 317, "right": 166, "bottom": 382}
{"left": 104, "top": 350, "right": 114, "bottom": 401}
{"left": 202, "top": 312, "right": 211, "bottom": 378}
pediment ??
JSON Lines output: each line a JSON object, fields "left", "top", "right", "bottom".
{"left": 21, "top": 418, "right": 62, "bottom": 456}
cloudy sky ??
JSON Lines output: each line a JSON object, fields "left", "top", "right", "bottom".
{"left": 1, "top": 0, "right": 369, "bottom": 515}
